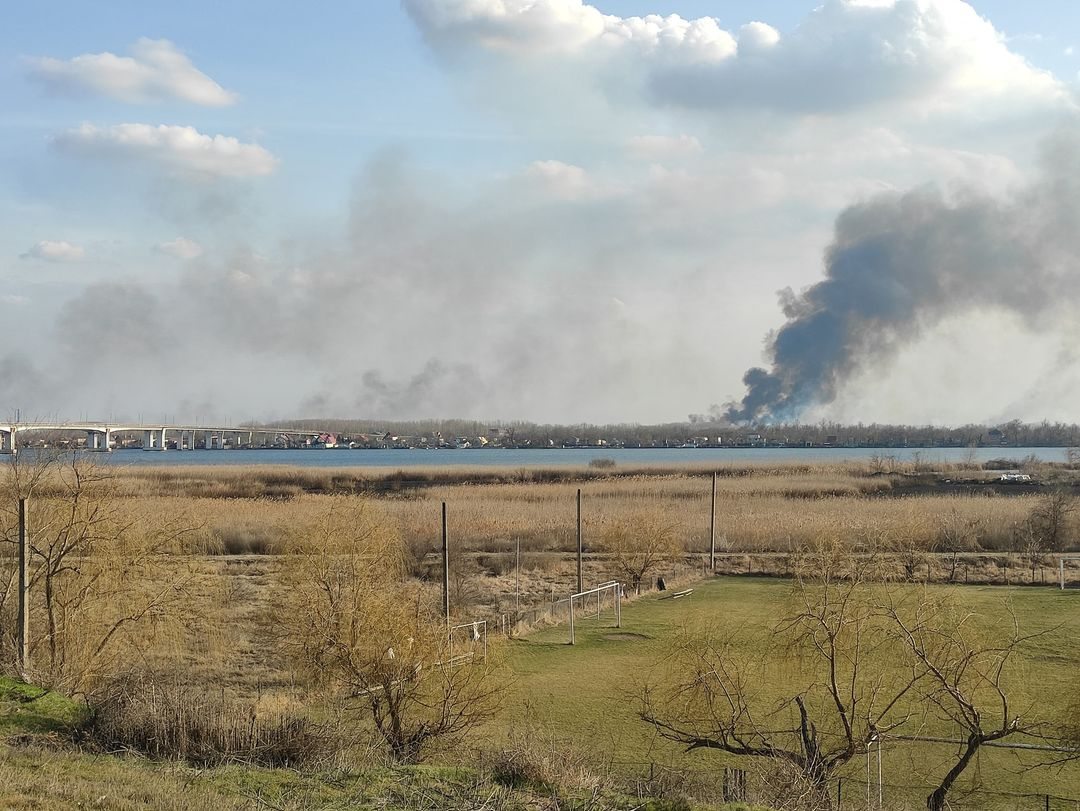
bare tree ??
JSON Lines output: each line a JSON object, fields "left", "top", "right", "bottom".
{"left": 1017, "top": 490, "right": 1076, "bottom": 582}
{"left": 935, "top": 511, "right": 980, "bottom": 582}
{"left": 595, "top": 511, "right": 683, "bottom": 594}
{"left": 278, "top": 498, "right": 504, "bottom": 763}
{"left": 640, "top": 566, "right": 920, "bottom": 809}
{"left": 1027, "top": 489, "right": 1075, "bottom": 552}
{"left": 0, "top": 453, "right": 198, "bottom": 693}
{"left": 882, "top": 594, "right": 1050, "bottom": 811}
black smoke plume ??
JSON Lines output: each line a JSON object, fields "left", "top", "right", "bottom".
{"left": 725, "top": 136, "right": 1080, "bottom": 423}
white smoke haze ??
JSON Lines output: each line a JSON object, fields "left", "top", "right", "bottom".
{"left": 155, "top": 237, "right": 204, "bottom": 260}
{"left": 0, "top": 150, "right": 744, "bottom": 423}
{"left": 6, "top": 130, "right": 1079, "bottom": 426}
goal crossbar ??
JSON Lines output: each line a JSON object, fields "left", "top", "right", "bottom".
{"left": 568, "top": 581, "right": 621, "bottom": 645}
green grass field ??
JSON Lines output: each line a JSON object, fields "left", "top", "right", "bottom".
{"left": 502, "top": 577, "right": 1080, "bottom": 809}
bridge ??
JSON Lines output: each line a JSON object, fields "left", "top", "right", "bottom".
{"left": 0, "top": 422, "right": 334, "bottom": 454}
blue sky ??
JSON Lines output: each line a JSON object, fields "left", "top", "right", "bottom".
{"left": 3, "top": 1, "right": 1080, "bottom": 425}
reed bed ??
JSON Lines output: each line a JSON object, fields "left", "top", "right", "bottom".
{"left": 107, "top": 476, "right": 1037, "bottom": 556}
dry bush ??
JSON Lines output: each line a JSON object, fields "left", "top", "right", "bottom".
{"left": 275, "top": 497, "right": 506, "bottom": 763}
{"left": 488, "top": 730, "right": 605, "bottom": 794}
{"left": 594, "top": 511, "right": 684, "bottom": 593}
{"left": 206, "top": 524, "right": 286, "bottom": 555}
{"left": 86, "top": 674, "right": 338, "bottom": 767}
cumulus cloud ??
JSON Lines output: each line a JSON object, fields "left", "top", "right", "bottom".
{"left": 53, "top": 123, "right": 278, "bottom": 179}
{"left": 405, "top": 0, "right": 736, "bottom": 60}
{"left": 20, "top": 240, "right": 85, "bottom": 262}
{"left": 26, "top": 38, "right": 236, "bottom": 106}
{"left": 155, "top": 237, "right": 204, "bottom": 259}
{"left": 404, "top": 0, "right": 1067, "bottom": 116}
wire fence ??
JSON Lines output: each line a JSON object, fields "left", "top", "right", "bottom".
{"left": 494, "top": 558, "right": 703, "bottom": 636}
{"left": 601, "top": 758, "right": 1080, "bottom": 811}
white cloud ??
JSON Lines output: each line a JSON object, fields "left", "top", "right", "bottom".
{"left": 524, "top": 160, "right": 611, "bottom": 200}
{"left": 20, "top": 240, "right": 85, "bottom": 262}
{"left": 405, "top": 0, "right": 1068, "bottom": 117}
{"left": 155, "top": 237, "right": 204, "bottom": 259}
{"left": 405, "top": 0, "right": 736, "bottom": 61}
{"left": 626, "top": 134, "right": 702, "bottom": 160}
{"left": 26, "top": 38, "right": 236, "bottom": 106}
{"left": 53, "top": 123, "right": 278, "bottom": 179}
{"left": 1, "top": 295, "right": 29, "bottom": 306}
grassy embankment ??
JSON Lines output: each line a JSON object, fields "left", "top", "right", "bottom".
{"left": 0, "top": 676, "right": 763, "bottom": 810}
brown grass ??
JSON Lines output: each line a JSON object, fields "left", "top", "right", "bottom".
{"left": 94, "top": 464, "right": 1047, "bottom": 558}
{"left": 86, "top": 675, "right": 338, "bottom": 768}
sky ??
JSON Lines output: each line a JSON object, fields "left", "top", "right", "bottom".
{"left": 2, "top": 0, "right": 1080, "bottom": 426}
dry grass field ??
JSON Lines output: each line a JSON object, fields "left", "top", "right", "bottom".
{"left": 104, "top": 460, "right": 1061, "bottom": 559}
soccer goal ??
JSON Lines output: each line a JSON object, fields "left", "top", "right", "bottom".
{"left": 567, "top": 580, "right": 621, "bottom": 645}
{"left": 446, "top": 619, "right": 488, "bottom": 666}
{"left": 1060, "top": 557, "right": 1080, "bottom": 590}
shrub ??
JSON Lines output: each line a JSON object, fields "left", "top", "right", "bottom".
{"left": 588, "top": 457, "right": 616, "bottom": 470}
{"left": 489, "top": 731, "right": 602, "bottom": 793}
{"left": 86, "top": 676, "right": 339, "bottom": 768}
{"left": 209, "top": 525, "right": 285, "bottom": 555}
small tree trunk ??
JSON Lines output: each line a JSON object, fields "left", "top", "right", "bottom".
{"left": 927, "top": 734, "right": 981, "bottom": 811}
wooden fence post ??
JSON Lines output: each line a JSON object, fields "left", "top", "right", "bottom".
{"left": 18, "top": 498, "right": 29, "bottom": 679}
{"left": 441, "top": 502, "right": 450, "bottom": 625}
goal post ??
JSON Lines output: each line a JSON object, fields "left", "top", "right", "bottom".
{"left": 568, "top": 580, "right": 621, "bottom": 645}
{"left": 447, "top": 619, "right": 488, "bottom": 665}
{"left": 1059, "top": 557, "right": 1080, "bottom": 590}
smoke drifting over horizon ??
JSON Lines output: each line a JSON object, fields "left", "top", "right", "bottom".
{"left": 724, "top": 135, "right": 1080, "bottom": 424}
{"left": 0, "top": 150, "right": 720, "bottom": 425}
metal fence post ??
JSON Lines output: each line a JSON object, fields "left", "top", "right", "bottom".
{"left": 568, "top": 594, "right": 575, "bottom": 645}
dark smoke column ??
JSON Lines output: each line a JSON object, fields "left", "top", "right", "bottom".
{"left": 724, "top": 159, "right": 1074, "bottom": 424}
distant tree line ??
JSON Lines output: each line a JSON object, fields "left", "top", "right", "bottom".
{"left": 263, "top": 417, "right": 1080, "bottom": 449}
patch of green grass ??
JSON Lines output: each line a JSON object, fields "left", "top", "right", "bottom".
{"left": 0, "top": 677, "right": 85, "bottom": 736}
{"left": 501, "top": 577, "right": 1080, "bottom": 806}
{"left": 0, "top": 746, "right": 763, "bottom": 810}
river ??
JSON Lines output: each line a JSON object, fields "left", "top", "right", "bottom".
{"left": 79, "top": 446, "right": 1073, "bottom": 468}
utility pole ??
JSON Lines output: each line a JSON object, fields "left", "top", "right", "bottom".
{"left": 515, "top": 537, "right": 521, "bottom": 616}
{"left": 18, "top": 498, "right": 29, "bottom": 678}
{"left": 576, "top": 488, "right": 583, "bottom": 594}
{"left": 441, "top": 502, "right": 450, "bottom": 625}
{"left": 709, "top": 471, "right": 717, "bottom": 571}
